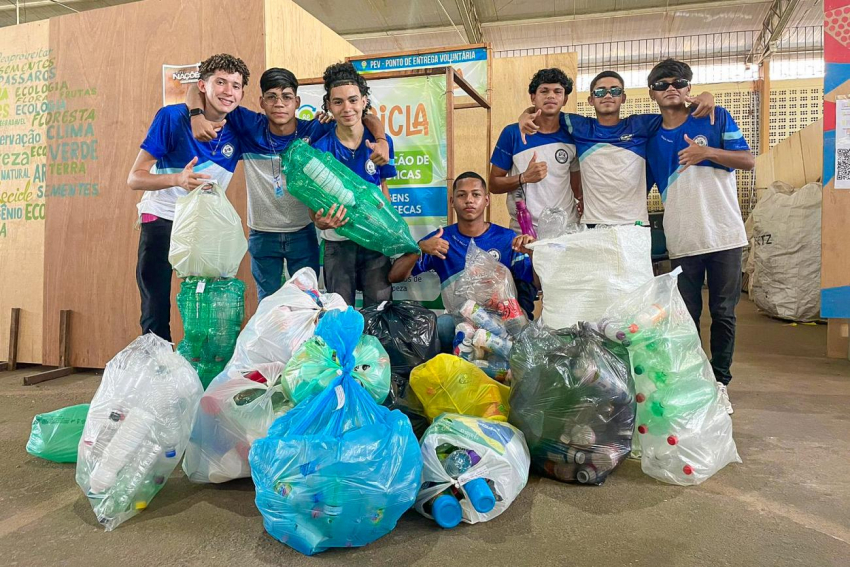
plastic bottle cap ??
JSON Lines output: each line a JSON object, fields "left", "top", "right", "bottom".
{"left": 464, "top": 478, "right": 496, "bottom": 514}
{"left": 165, "top": 449, "right": 177, "bottom": 458}
{"left": 135, "top": 501, "right": 148, "bottom": 510}
{"left": 638, "top": 424, "right": 647, "bottom": 434}
{"left": 432, "top": 494, "right": 463, "bottom": 529}
{"left": 636, "top": 393, "right": 646, "bottom": 403}
{"left": 629, "top": 324, "right": 639, "bottom": 334}
{"left": 683, "top": 464, "right": 694, "bottom": 475}
{"left": 667, "top": 435, "right": 678, "bottom": 446}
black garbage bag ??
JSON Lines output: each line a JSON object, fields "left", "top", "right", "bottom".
{"left": 509, "top": 322, "right": 635, "bottom": 485}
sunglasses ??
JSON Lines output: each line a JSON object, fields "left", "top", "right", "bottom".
{"left": 650, "top": 79, "right": 690, "bottom": 91}
{"left": 591, "top": 86, "right": 624, "bottom": 98}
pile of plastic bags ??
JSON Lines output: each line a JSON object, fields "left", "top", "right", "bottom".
{"left": 446, "top": 242, "right": 529, "bottom": 383}
{"left": 250, "top": 309, "right": 421, "bottom": 555}
{"left": 415, "top": 414, "right": 530, "bottom": 528}
{"left": 602, "top": 268, "right": 741, "bottom": 485}
{"left": 410, "top": 354, "right": 511, "bottom": 422}
{"left": 27, "top": 404, "right": 89, "bottom": 463}
{"left": 509, "top": 323, "right": 634, "bottom": 485}
{"left": 361, "top": 301, "right": 440, "bottom": 438}
{"left": 183, "top": 268, "right": 346, "bottom": 484}
{"left": 281, "top": 139, "right": 419, "bottom": 257}
{"left": 76, "top": 334, "right": 202, "bottom": 530}
{"left": 176, "top": 277, "right": 245, "bottom": 387}
{"left": 527, "top": 222, "right": 653, "bottom": 329}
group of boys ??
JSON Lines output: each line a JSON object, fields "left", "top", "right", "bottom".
{"left": 128, "top": 53, "right": 753, "bottom": 414}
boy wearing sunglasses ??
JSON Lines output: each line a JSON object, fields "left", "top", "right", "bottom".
{"left": 519, "top": 71, "right": 715, "bottom": 227}
{"left": 645, "top": 59, "right": 754, "bottom": 414}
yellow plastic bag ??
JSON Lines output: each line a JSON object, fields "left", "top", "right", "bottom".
{"left": 409, "top": 354, "right": 510, "bottom": 422}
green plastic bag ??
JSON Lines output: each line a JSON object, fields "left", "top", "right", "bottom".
{"left": 177, "top": 276, "right": 245, "bottom": 387}
{"left": 282, "top": 332, "right": 391, "bottom": 405}
{"left": 281, "top": 138, "right": 419, "bottom": 256}
{"left": 26, "top": 404, "right": 89, "bottom": 463}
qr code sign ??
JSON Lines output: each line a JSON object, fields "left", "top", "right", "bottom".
{"left": 837, "top": 148, "right": 850, "bottom": 183}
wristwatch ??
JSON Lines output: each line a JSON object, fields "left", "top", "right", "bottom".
{"left": 189, "top": 108, "right": 204, "bottom": 117}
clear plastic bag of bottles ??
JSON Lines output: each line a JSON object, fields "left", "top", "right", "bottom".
{"left": 282, "top": 332, "right": 391, "bottom": 405}
{"left": 415, "top": 414, "right": 530, "bottom": 528}
{"left": 228, "top": 268, "right": 347, "bottom": 371}
{"left": 26, "top": 403, "right": 89, "bottom": 463}
{"left": 509, "top": 322, "right": 635, "bottom": 485}
{"left": 182, "top": 269, "right": 346, "bottom": 484}
{"left": 280, "top": 139, "right": 419, "bottom": 256}
{"left": 249, "top": 309, "right": 422, "bottom": 556}
{"left": 168, "top": 181, "right": 248, "bottom": 278}
{"left": 182, "top": 362, "right": 291, "bottom": 483}
{"left": 527, "top": 224, "right": 653, "bottom": 330}
{"left": 444, "top": 241, "right": 529, "bottom": 384}
{"left": 176, "top": 277, "right": 245, "bottom": 388}
{"left": 76, "top": 334, "right": 203, "bottom": 530}
{"left": 601, "top": 268, "right": 741, "bottom": 485}
{"left": 409, "top": 354, "right": 511, "bottom": 422}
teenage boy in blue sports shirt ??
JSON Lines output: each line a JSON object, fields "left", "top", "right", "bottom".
{"left": 645, "top": 59, "right": 754, "bottom": 415}
{"left": 389, "top": 172, "right": 536, "bottom": 352}
{"left": 489, "top": 68, "right": 581, "bottom": 318}
{"left": 518, "top": 71, "right": 716, "bottom": 226}
{"left": 186, "top": 68, "right": 390, "bottom": 302}
{"left": 127, "top": 53, "right": 250, "bottom": 342}
{"left": 310, "top": 62, "right": 397, "bottom": 308}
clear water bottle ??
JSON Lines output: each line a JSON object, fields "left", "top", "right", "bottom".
{"left": 89, "top": 408, "right": 156, "bottom": 494}
{"left": 442, "top": 449, "right": 472, "bottom": 478}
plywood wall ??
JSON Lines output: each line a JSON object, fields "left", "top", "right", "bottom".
{"left": 488, "top": 53, "right": 579, "bottom": 227}
{"left": 754, "top": 119, "right": 823, "bottom": 190}
{"left": 0, "top": 20, "right": 48, "bottom": 364}
{"left": 43, "top": 0, "right": 265, "bottom": 367}
{"left": 264, "top": 0, "right": 361, "bottom": 77}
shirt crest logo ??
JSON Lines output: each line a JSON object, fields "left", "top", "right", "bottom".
{"left": 620, "top": 134, "right": 633, "bottom": 142}
{"left": 555, "top": 149, "right": 569, "bottom": 164}
{"left": 221, "top": 143, "right": 235, "bottom": 158}
{"left": 365, "top": 159, "right": 377, "bottom": 175}
{"left": 488, "top": 249, "right": 501, "bottom": 262}
{"left": 693, "top": 135, "right": 708, "bottom": 147}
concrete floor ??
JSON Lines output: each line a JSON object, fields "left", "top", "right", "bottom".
{"left": 1, "top": 297, "right": 849, "bottom": 567}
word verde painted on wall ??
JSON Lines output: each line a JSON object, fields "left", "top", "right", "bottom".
{"left": 0, "top": 48, "right": 100, "bottom": 238}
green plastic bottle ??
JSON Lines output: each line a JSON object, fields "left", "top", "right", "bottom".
{"left": 280, "top": 139, "right": 419, "bottom": 256}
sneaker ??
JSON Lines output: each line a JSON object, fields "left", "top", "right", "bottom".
{"left": 716, "top": 382, "right": 734, "bottom": 415}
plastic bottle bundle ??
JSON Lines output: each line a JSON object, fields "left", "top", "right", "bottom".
{"left": 182, "top": 362, "right": 291, "bottom": 483}
{"left": 536, "top": 207, "right": 586, "bottom": 240}
{"left": 282, "top": 331, "right": 391, "bottom": 405}
{"left": 227, "top": 268, "right": 348, "bottom": 370}
{"left": 409, "top": 354, "right": 511, "bottom": 422}
{"left": 26, "top": 403, "right": 89, "bottom": 463}
{"left": 526, "top": 212, "right": 653, "bottom": 330}
{"left": 600, "top": 268, "right": 741, "bottom": 485}
{"left": 76, "top": 334, "right": 203, "bottom": 530}
{"left": 168, "top": 181, "right": 248, "bottom": 279}
{"left": 280, "top": 139, "right": 418, "bottom": 257}
{"left": 361, "top": 300, "right": 440, "bottom": 438}
{"left": 445, "top": 241, "right": 529, "bottom": 384}
{"left": 509, "top": 322, "right": 634, "bottom": 485}
{"left": 176, "top": 276, "right": 245, "bottom": 387}
{"left": 416, "top": 414, "right": 530, "bottom": 528}
{"left": 249, "top": 309, "right": 422, "bottom": 556}
{"left": 182, "top": 269, "right": 347, "bottom": 484}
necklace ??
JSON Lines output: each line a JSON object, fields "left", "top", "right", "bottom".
{"left": 208, "top": 133, "right": 223, "bottom": 156}
{"left": 265, "top": 122, "right": 297, "bottom": 198}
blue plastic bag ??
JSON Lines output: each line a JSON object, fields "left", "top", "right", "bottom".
{"left": 249, "top": 308, "right": 423, "bottom": 555}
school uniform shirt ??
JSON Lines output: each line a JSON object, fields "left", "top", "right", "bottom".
{"left": 491, "top": 123, "right": 580, "bottom": 233}
{"left": 411, "top": 223, "right": 534, "bottom": 304}
{"left": 311, "top": 127, "right": 397, "bottom": 242}
{"left": 137, "top": 104, "right": 241, "bottom": 221}
{"left": 646, "top": 106, "right": 750, "bottom": 259}
{"left": 561, "top": 113, "right": 662, "bottom": 226}
{"left": 226, "top": 106, "right": 332, "bottom": 233}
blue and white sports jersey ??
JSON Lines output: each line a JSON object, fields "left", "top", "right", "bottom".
{"left": 562, "top": 113, "right": 662, "bottom": 225}
{"left": 411, "top": 223, "right": 533, "bottom": 291}
{"left": 137, "top": 104, "right": 241, "bottom": 221}
{"left": 311, "top": 126, "right": 397, "bottom": 242}
{"left": 227, "top": 106, "right": 331, "bottom": 232}
{"left": 491, "top": 123, "right": 580, "bottom": 233}
{"left": 646, "top": 106, "right": 750, "bottom": 259}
